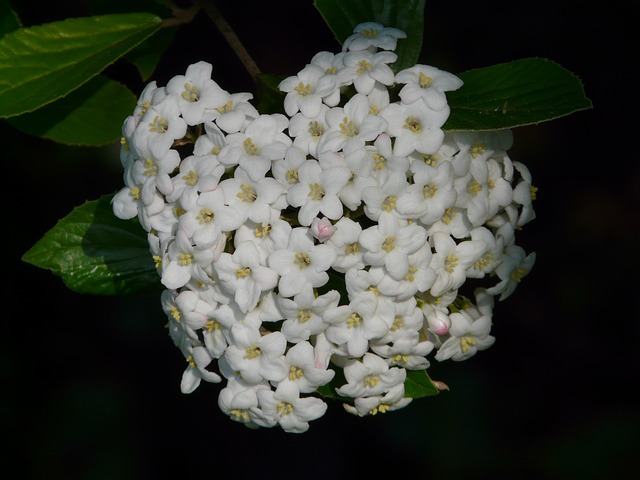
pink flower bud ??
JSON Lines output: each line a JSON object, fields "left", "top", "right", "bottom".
{"left": 310, "top": 217, "right": 336, "bottom": 242}
{"left": 426, "top": 309, "right": 451, "bottom": 336}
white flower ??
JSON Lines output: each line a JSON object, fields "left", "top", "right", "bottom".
{"left": 215, "top": 241, "right": 279, "bottom": 313}
{"left": 275, "top": 341, "right": 335, "bottom": 394}
{"left": 178, "top": 188, "right": 243, "bottom": 249}
{"left": 166, "top": 151, "right": 225, "bottom": 211}
{"left": 375, "top": 243, "right": 436, "bottom": 300}
{"left": 256, "top": 386, "right": 328, "bottom": 433}
{"left": 233, "top": 207, "right": 292, "bottom": 264}
{"left": 466, "top": 226, "right": 504, "bottom": 279}
{"left": 224, "top": 327, "right": 288, "bottom": 384}
{"left": 324, "top": 291, "right": 391, "bottom": 357}
{"left": 132, "top": 95, "right": 187, "bottom": 159}
{"left": 366, "top": 133, "right": 410, "bottom": 184}
{"left": 219, "top": 167, "right": 286, "bottom": 225}
{"left": 361, "top": 171, "right": 409, "bottom": 221}
{"left": 161, "top": 289, "right": 212, "bottom": 332}
{"left": 286, "top": 159, "right": 351, "bottom": 226}
{"left": 180, "top": 345, "right": 222, "bottom": 394}
{"left": 429, "top": 232, "right": 486, "bottom": 297}
{"left": 485, "top": 244, "right": 536, "bottom": 300}
{"left": 208, "top": 91, "right": 259, "bottom": 133}
{"left": 218, "top": 113, "right": 291, "bottom": 181}
{"left": 510, "top": 160, "right": 537, "bottom": 227}
{"left": 380, "top": 99, "right": 449, "bottom": 157}
{"left": 342, "top": 50, "right": 397, "bottom": 95}
{"left": 434, "top": 310, "right": 495, "bottom": 361}
{"left": 317, "top": 93, "right": 388, "bottom": 153}
{"left": 336, "top": 352, "right": 406, "bottom": 398}
{"left": 345, "top": 383, "right": 412, "bottom": 417}
{"left": 277, "top": 285, "right": 340, "bottom": 342}
{"left": 271, "top": 145, "right": 307, "bottom": 189}
{"left": 326, "top": 217, "right": 365, "bottom": 273}
{"left": 359, "top": 214, "right": 428, "bottom": 280}
{"left": 268, "top": 227, "right": 337, "bottom": 297}
{"left": 165, "top": 61, "right": 227, "bottom": 125}
{"left": 279, "top": 63, "right": 338, "bottom": 117}
{"left": 370, "top": 334, "right": 434, "bottom": 370}
{"left": 287, "top": 105, "right": 330, "bottom": 157}
{"left": 395, "top": 64, "right": 463, "bottom": 111}
{"left": 218, "top": 378, "right": 276, "bottom": 429}
{"left": 342, "top": 22, "right": 407, "bottom": 52}
{"left": 128, "top": 143, "right": 180, "bottom": 198}
{"left": 161, "top": 229, "right": 215, "bottom": 290}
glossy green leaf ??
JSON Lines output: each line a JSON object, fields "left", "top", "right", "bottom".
{"left": 404, "top": 369, "right": 440, "bottom": 398}
{"left": 313, "top": 0, "right": 425, "bottom": 72}
{"left": 22, "top": 195, "right": 161, "bottom": 296}
{"left": 445, "top": 58, "right": 593, "bottom": 131}
{"left": 7, "top": 75, "right": 136, "bottom": 145}
{"left": 0, "top": 12, "right": 162, "bottom": 118}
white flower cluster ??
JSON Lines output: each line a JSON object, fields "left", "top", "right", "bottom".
{"left": 113, "top": 21, "right": 537, "bottom": 433}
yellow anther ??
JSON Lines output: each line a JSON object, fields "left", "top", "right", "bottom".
{"left": 149, "top": 116, "right": 168, "bottom": 133}
{"left": 441, "top": 208, "right": 455, "bottom": 224}
{"left": 137, "top": 100, "right": 151, "bottom": 116}
{"left": 392, "top": 354, "right": 408, "bottom": 364}
{"left": 403, "top": 117, "right": 422, "bottom": 133}
{"left": 182, "top": 83, "right": 200, "bottom": 102}
{"left": 382, "top": 196, "right": 397, "bottom": 212}
{"left": 470, "top": 144, "right": 485, "bottom": 158}
{"left": 444, "top": 254, "right": 459, "bottom": 273}
{"left": 297, "top": 309, "right": 312, "bottom": 323}
{"left": 205, "top": 319, "right": 220, "bottom": 332}
{"left": 230, "top": 409, "right": 250, "bottom": 422}
{"left": 130, "top": 187, "right": 141, "bottom": 201}
{"left": 382, "top": 236, "right": 396, "bottom": 252}
{"left": 308, "top": 183, "right": 324, "bottom": 201}
{"left": 184, "top": 170, "right": 198, "bottom": 186}
{"left": 169, "top": 306, "right": 181, "bottom": 321}
{"left": 404, "top": 266, "right": 417, "bottom": 282}
{"left": 357, "top": 60, "right": 373, "bottom": 74}
{"left": 186, "top": 355, "right": 196, "bottom": 368}
{"left": 418, "top": 72, "right": 433, "bottom": 88}
{"left": 364, "top": 375, "right": 380, "bottom": 388}
{"left": 530, "top": 185, "right": 538, "bottom": 200}
{"left": 153, "top": 255, "right": 162, "bottom": 269}
{"left": 474, "top": 253, "right": 494, "bottom": 271}
{"left": 289, "top": 366, "right": 304, "bottom": 381}
{"left": 510, "top": 266, "right": 528, "bottom": 282}
{"left": 423, "top": 184, "right": 438, "bottom": 198}
{"left": 243, "top": 138, "right": 259, "bottom": 155}
{"left": 216, "top": 100, "right": 233, "bottom": 113}
{"left": 345, "top": 242, "right": 359, "bottom": 255}
{"left": 308, "top": 120, "right": 324, "bottom": 137}
{"left": 285, "top": 169, "right": 299, "bottom": 184}
{"left": 294, "top": 82, "right": 312, "bottom": 96}
{"left": 467, "top": 179, "right": 482, "bottom": 196}
{"left": 236, "top": 267, "right": 251, "bottom": 279}
{"left": 294, "top": 252, "right": 312, "bottom": 269}
{"left": 277, "top": 402, "right": 294, "bottom": 416}
{"left": 197, "top": 208, "right": 213, "bottom": 224}
{"left": 237, "top": 184, "right": 256, "bottom": 203}
{"left": 461, "top": 335, "right": 477, "bottom": 352}
{"left": 254, "top": 223, "right": 272, "bottom": 238}
{"left": 339, "top": 117, "right": 358, "bottom": 137}
{"left": 178, "top": 252, "right": 193, "bottom": 266}
{"left": 360, "top": 28, "right": 378, "bottom": 38}
{"left": 373, "top": 154, "right": 386, "bottom": 170}
{"left": 391, "top": 316, "right": 403, "bottom": 331}
{"left": 422, "top": 153, "right": 437, "bottom": 166}
{"left": 244, "top": 345, "right": 262, "bottom": 359}
{"left": 347, "top": 312, "right": 362, "bottom": 328}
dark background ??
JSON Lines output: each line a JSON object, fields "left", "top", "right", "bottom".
{"left": 4, "top": 1, "right": 639, "bottom": 479}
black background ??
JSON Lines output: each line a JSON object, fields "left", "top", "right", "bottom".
{"left": 4, "top": 1, "right": 639, "bottom": 479}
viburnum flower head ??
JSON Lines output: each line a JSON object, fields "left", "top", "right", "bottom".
{"left": 111, "top": 19, "right": 538, "bottom": 433}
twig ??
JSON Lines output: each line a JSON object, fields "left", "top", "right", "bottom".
{"left": 198, "top": 0, "right": 262, "bottom": 83}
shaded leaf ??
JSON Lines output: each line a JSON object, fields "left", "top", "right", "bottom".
{"left": 7, "top": 74, "right": 136, "bottom": 145}
{"left": 404, "top": 369, "right": 440, "bottom": 398}
{"left": 0, "top": 0, "right": 21, "bottom": 35}
{"left": 22, "top": 195, "right": 161, "bottom": 296}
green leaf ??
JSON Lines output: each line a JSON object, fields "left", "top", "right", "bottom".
{"left": 6, "top": 74, "right": 136, "bottom": 146}
{"left": 313, "top": 0, "right": 426, "bottom": 72}
{"left": 445, "top": 58, "right": 593, "bottom": 131}
{"left": 255, "top": 73, "right": 286, "bottom": 115}
{"left": 22, "top": 195, "right": 161, "bottom": 296}
{"left": 404, "top": 369, "right": 440, "bottom": 398}
{"left": 0, "top": 12, "right": 162, "bottom": 118}
{"left": 0, "top": 0, "right": 21, "bottom": 36}
{"left": 124, "top": 26, "right": 177, "bottom": 81}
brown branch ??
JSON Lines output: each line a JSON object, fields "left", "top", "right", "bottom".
{"left": 198, "top": 0, "right": 261, "bottom": 83}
